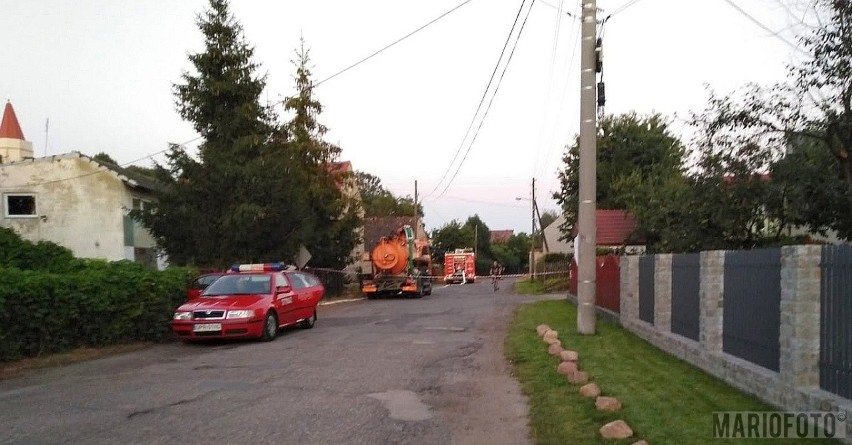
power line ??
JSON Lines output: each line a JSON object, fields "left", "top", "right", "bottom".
{"left": 426, "top": 0, "right": 529, "bottom": 198}
{"left": 425, "top": 194, "right": 528, "bottom": 208}
{"left": 314, "top": 0, "right": 477, "bottom": 87}
{"left": 436, "top": 0, "right": 537, "bottom": 198}
{"left": 538, "top": 0, "right": 577, "bottom": 18}
{"left": 0, "top": 136, "right": 202, "bottom": 190}
{"left": 536, "top": 11, "right": 582, "bottom": 181}
{"left": 607, "top": 0, "right": 644, "bottom": 18}
{"left": 720, "top": 0, "right": 808, "bottom": 54}
{"left": 532, "top": 1, "right": 574, "bottom": 179}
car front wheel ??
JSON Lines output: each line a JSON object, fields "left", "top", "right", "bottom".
{"left": 260, "top": 312, "right": 278, "bottom": 341}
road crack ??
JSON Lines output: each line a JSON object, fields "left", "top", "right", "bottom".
{"left": 127, "top": 393, "right": 207, "bottom": 419}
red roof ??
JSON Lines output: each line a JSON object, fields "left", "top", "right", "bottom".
{"left": 571, "top": 209, "right": 638, "bottom": 245}
{"left": 490, "top": 230, "right": 514, "bottom": 243}
{"left": 327, "top": 161, "right": 352, "bottom": 175}
{"left": 0, "top": 101, "right": 25, "bottom": 140}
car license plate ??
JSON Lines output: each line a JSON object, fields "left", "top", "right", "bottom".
{"left": 193, "top": 323, "right": 222, "bottom": 332}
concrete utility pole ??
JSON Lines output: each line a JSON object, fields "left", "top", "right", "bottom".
{"left": 577, "top": 0, "right": 597, "bottom": 335}
{"left": 529, "top": 177, "right": 536, "bottom": 281}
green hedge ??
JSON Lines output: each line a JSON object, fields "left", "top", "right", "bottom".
{"left": 0, "top": 260, "right": 196, "bottom": 362}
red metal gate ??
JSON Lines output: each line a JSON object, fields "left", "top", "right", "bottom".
{"left": 569, "top": 255, "right": 620, "bottom": 313}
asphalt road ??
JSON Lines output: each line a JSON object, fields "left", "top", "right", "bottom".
{"left": 0, "top": 279, "right": 562, "bottom": 445}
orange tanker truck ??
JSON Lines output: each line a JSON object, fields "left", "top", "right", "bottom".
{"left": 361, "top": 225, "right": 433, "bottom": 299}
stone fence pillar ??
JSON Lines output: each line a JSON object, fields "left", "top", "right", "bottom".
{"left": 654, "top": 254, "right": 673, "bottom": 331}
{"left": 620, "top": 255, "right": 639, "bottom": 322}
{"left": 779, "top": 245, "right": 822, "bottom": 387}
{"left": 700, "top": 250, "right": 725, "bottom": 353}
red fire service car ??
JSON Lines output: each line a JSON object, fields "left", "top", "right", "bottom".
{"left": 172, "top": 263, "right": 324, "bottom": 342}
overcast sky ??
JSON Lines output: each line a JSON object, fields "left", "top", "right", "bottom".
{"left": 2, "top": 0, "right": 810, "bottom": 234}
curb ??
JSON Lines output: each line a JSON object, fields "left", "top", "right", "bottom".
{"left": 319, "top": 297, "right": 366, "bottom": 306}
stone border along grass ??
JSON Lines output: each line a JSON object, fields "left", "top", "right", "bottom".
{"left": 505, "top": 299, "right": 842, "bottom": 445}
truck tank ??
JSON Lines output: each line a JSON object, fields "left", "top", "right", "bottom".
{"left": 371, "top": 237, "right": 409, "bottom": 275}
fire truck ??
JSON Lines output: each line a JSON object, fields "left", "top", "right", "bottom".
{"left": 444, "top": 248, "right": 476, "bottom": 284}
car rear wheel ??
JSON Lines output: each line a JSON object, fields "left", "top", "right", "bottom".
{"left": 299, "top": 310, "right": 317, "bottom": 329}
{"left": 260, "top": 312, "right": 278, "bottom": 341}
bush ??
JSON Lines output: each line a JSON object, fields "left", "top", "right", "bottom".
{"left": 0, "top": 256, "right": 196, "bottom": 361}
{"left": 0, "top": 227, "right": 77, "bottom": 272}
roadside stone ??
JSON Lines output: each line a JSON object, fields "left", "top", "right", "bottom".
{"left": 560, "top": 350, "right": 578, "bottom": 362}
{"left": 542, "top": 329, "right": 558, "bottom": 341}
{"left": 544, "top": 336, "right": 561, "bottom": 346}
{"left": 567, "top": 370, "right": 589, "bottom": 384}
{"left": 556, "top": 361, "right": 578, "bottom": 375}
{"left": 631, "top": 441, "right": 649, "bottom": 445}
{"left": 536, "top": 324, "right": 552, "bottom": 337}
{"left": 547, "top": 343, "right": 564, "bottom": 356}
{"left": 596, "top": 396, "right": 623, "bottom": 412}
{"left": 579, "top": 383, "right": 600, "bottom": 398}
{"left": 599, "top": 420, "right": 633, "bottom": 440}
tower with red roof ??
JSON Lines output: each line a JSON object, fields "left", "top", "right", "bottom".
{"left": 0, "top": 101, "right": 34, "bottom": 163}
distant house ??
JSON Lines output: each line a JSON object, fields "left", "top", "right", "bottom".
{"left": 0, "top": 101, "right": 162, "bottom": 267}
{"left": 326, "top": 160, "right": 366, "bottom": 273}
{"left": 543, "top": 210, "right": 645, "bottom": 256}
{"left": 490, "top": 229, "right": 514, "bottom": 244}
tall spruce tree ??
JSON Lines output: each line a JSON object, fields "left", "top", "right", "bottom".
{"left": 134, "top": 0, "right": 310, "bottom": 267}
{"left": 282, "top": 40, "right": 361, "bottom": 268}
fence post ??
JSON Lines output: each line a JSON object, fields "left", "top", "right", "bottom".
{"left": 655, "top": 254, "right": 673, "bottom": 332}
{"left": 700, "top": 250, "right": 725, "bottom": 354}
{"left": 779, "top": 245, "right": 822, "bottom": 387}
{"left": 620, "top": 255, "right": 639, "bottom": 322}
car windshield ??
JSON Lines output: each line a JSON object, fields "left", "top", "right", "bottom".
{"left": 203, "top": 274, "right": 271, "bottom": 296}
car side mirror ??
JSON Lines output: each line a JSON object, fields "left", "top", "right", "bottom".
{"left": 276, "top": 286, "right": 292, "bottom": 294}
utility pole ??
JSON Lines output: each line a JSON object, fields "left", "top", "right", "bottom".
{"left": 414, "top": 180, "right": 419, "bottom": 236}
{"left": 577, "top": 0, "right": 597, "bottom": 335}
{"left": 474, "top": 224, "right": 478, "bottom": 257}
{"left": 529, "top": 177, "right": 536, "bottom": 281}
{"left": 534, "top": 200, "right": 549, "bottom": 253}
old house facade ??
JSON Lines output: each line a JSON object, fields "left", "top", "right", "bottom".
{"left": 0, "top": 102, "right": 160, "bottom": 267}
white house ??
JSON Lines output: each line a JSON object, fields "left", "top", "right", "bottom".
{"left": 543, "top": 210, "right": 646, "bottom": 256}
{"left": 0, "top": 101, "right": 161, "bottom": 267}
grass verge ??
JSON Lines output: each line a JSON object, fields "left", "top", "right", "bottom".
{"left": 505, "top": 299, "right": 840, "bottom": 445}
{"left": 514, "top": 277, "right": 570, "bottom": 295}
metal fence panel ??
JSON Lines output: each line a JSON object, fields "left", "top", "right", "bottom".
{"left": 305, "top": 268, "right": 347, "bottom": 297}
{"left": 723, "top": 248, "right": 781, "bottom": 372}
{"left": 597, "top": 256, "right": 621, "bottom": 313}
{"left": 671, "top": 253, "right": 700, "bottom": 341}
{"left": 639, "top": 255, "right": 655, "bottom": 324}
{"left": 820, "top": 245, "right": 852, "bottom": 399}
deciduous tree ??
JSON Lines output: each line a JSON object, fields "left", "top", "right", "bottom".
{"left": 554, "top": 113, "right": 685, "bottom": 240}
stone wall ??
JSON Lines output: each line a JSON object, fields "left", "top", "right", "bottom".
{"left": 620, "top": 246, "right": 852, "bottom": 442}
